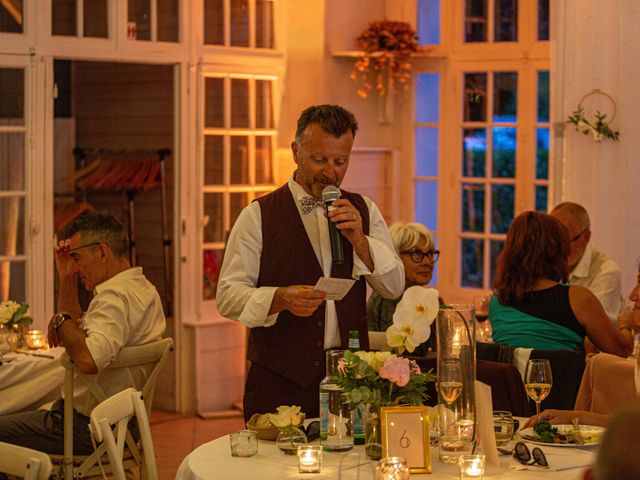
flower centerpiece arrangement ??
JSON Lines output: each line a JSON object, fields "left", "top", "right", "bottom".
{"left": 0, "top": 300, "right": 32, "bottom": 350}
{"left": 567, "top": 106, "right": 620, "bottom": 142}
{"left": 0, "top": 300, "right": 32, "bottom": 331}
{"left": 333, "top": 286, "right": 438, "bottom": 458}
{"left": 351, "top": 20, "right": 419, "bottom": 98}
{"left": 268, "top": 405, "right": 308, "bottom": 455}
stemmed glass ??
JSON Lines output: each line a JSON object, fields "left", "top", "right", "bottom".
{"left": 524, "top": 359, "right": 553, "bottom": 421}
{"left": 438, "top": 358, "right": 463, "bottom": 404}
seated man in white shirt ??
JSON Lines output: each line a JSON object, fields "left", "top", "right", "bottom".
{"left": 0, "top": 211, "right": 166, "bottom": 457}
{"left": 551, "top": 202, "right": 623, "bottom": 324}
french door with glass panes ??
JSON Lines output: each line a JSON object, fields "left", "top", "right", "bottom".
{"left": 199, "top": 70, "right": 278, "bottom": 318}
{"left": 414, "top": 0, "right": 550, "bottom": 303}
{"left": 0, "top": 54, "right": 51, "bottom": 326}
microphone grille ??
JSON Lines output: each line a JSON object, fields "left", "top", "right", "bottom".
{"left": 322, "top": 185, "right": 341, "bottom": 203}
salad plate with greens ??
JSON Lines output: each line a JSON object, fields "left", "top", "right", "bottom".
{"left": 517, "top": 421, "right": 604, "bottom": 447}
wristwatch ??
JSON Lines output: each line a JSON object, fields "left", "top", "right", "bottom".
{"left": 53, "top": 313, "right": 73, "bottom": 331}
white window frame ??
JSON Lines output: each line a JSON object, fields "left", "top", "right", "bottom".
{"left": 414, "top": 0, "right": 550, "bottom": 303}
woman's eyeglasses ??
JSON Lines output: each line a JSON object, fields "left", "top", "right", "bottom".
{"left": 513, "top": 442, "right": 548, "bottom": 468}
{"left": 400, "top": 249, "right": 440, "bottom": 264}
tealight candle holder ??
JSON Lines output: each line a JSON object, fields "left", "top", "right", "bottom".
{"left": 25, "top": 330, "right": 47, "bottom": 349}
{"left": 375, "top": 457, "right": 410, "bottom": 480}
{"left": 297, "top": 445, "right": 322, "bottom": 473}
{"left": 459, "top": 454, "right": 485, "bottom": 479}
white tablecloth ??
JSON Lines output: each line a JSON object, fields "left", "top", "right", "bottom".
{"left": 0, "top": 347, "right": 65, "bottom": 415}
{"left": 176, "top": 435, "right": 597, "bottom": 480}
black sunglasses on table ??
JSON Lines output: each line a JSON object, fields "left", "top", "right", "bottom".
{"left": 513, "top": 442, "right": 548, "bottom": 468}
{"left": 302, "top": 421, "right": 320, "bottom": 442}
{"left": 400, "top": 249, "right": 440, "bottom": 264}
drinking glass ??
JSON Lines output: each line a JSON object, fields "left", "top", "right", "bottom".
{"left": 524, "top": 359, "right": 553, "bottom": 421}
{"left": 438, "top": 358, "right": 463, "bottom": 404}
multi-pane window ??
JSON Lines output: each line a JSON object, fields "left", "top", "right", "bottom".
{"left": 0, "top": 67, "right": 27, "bottom": 301}
{"left": 202, "top": 75, "right": 276, "bottom": 300}
{"left": 52, "top": 0, "right": 109, "bottom": 38}
{"left": 128, "top": 0, "right": 179, "bottom": 42}
{"left": 415, "top": 0, "right": 550, "bottom": 298}
{"left": 204, "top": 0, "right": 274, "bottom": 48}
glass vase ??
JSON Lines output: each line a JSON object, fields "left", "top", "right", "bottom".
{"left": 436, "top": 304, "right": 477, "bottom": 464}
{"left": 365, "top": 405, "right": 382, "bottom": 460}
{"left": 276, "top": 426, "right": 308, "bottom": 455}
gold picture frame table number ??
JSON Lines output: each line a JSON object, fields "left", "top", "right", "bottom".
{"left": 379, "top": 405, "right": 431, "bottom": 473}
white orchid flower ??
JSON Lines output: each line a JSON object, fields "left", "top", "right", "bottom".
{"left": 385, "top": 286, "right": 439, "bottom": 353}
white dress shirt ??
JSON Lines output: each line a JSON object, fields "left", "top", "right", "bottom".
{"left": 74, "top": 267, "right": 166, "bottom": 416}
{"left": 216, "top": 177, "right": 404, "bottom": 349}
{"left": 570, "top": 245, "right": 624, "bottom": 324}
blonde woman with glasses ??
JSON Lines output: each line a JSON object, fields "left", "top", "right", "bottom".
{"left": 367, "top": 222, "right": 440, "bottom": 356}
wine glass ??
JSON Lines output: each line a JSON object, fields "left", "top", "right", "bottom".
{"left": 524, "top": 359, "right": 553, "bottom": 422}
{"left": 438, "top": 358, "right": 463, "bottom": 404}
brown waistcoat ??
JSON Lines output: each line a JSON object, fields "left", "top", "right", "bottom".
{"left": 249, "top": 184, "right": 370, "bottom": 388}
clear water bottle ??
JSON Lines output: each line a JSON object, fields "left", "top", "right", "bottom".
{"left": 347, "top": 330, "right": 365, "bottom": 444}
{"left": 319, "top": 349, "right": 353, "bottom": 451}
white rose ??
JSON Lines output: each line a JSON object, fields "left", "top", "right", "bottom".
{"left": 0, "top": 301, "right": 19, "bottom": 324}
{"left": 268, "top": 405, "right": 303, "bottom": 428}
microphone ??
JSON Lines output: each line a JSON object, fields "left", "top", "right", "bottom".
{"left": 322, "top": 185, "right": 344, "bottom": 265}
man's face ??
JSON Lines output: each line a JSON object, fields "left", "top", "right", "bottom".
{"left": 67, "top": 233, "right": 107, "bottom": 291}
{"left": 291, "top": 123, "right": 354, "bottom": 198}
{"left": 551, "top": 209, "right": 590, "bottom": 271}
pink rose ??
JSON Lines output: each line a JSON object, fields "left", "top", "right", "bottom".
{"left": 410, "top": 361, "right": 421, "bottom": 374}
{"left": 337, "top": 358, "right": 347, "bottom": 375}
{"left": 379, "top": 357, "right": 411, "bottom": 387}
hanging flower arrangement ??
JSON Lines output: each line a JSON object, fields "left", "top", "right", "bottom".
{"left": 351, "top": 20, "right": 419, "bottom": 98}
{"left": 566, "top": 89, "right": 620, "bottom": 142}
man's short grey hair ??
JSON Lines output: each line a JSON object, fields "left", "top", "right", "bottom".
{"left": 593, "top": 403, "right": 640, "bottom": 480}
{"left": 551, "top": 201, "right": 590, "bottom": 230}
{"left": 389, "top": 222, "right": 434, "bottom": 254}
{"left": 60, "top": 210, "right": 130, "bottom": 259}
{"left": 294, "top": 104, "right": 359, "bottom": 144}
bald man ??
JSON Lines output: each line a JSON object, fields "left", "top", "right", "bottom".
{"left": 551, "top": 202, "right": 623, "bottom": 324}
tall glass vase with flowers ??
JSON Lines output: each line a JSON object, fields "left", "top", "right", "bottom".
{"left": 334, "top": 286, "right": 439, "bottom": 459}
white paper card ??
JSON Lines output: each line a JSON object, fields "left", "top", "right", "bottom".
{"left": 475, "top": 379, "right": 500, "bottom": 467}
{"left": 313, "top": 277, "right": 356, "bottom": 301}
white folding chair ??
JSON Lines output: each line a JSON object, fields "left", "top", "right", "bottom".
{"left": 51, "top": 337, "right": 173, "bottom": 479}
{"left": 89, "top": 388, "right": 157, "bottom": 480}
{"left": 0, "top": 442, "right": 53, "bottom": 480}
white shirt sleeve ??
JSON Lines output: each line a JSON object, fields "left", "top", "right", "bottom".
{"left": 353, "top": 197, "right": 405, "bottom": 300}
{"left": 215, "top": 202, "right": 280, "bottom": 328}
{"left": 588, "top": 263, "right": 623, "bottom": 324}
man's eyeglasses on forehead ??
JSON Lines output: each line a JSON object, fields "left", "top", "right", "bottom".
{"left": 68, "top": 242, "right": 101, "bottom": 256}
{"left": 400, "top": 249, "right": 440, "bottom": 264}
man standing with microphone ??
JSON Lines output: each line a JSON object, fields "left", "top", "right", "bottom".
{"left": 217, "top": 104, "right": 404, "bottom": 420}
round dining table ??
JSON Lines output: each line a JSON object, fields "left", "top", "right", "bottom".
{"left": 176, "top": 434, "right": 596, "bottom": 480}
{"left": 0, "top": 347, "right": 65, "bottom": 415}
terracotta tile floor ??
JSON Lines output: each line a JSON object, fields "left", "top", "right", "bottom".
{"left": 151, "top": 409, "right": 245, "bottom": 479}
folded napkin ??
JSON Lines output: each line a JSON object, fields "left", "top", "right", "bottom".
{"left": 513, "top": 347, "right": 534, "bottom": 381}
{"left": 508, "top": 445, "right": 596, "bottom": 472}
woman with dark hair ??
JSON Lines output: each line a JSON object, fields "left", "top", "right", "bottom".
{"left": 489, "top": 211, "right": 633, "bottom": 356}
